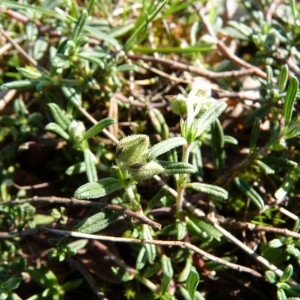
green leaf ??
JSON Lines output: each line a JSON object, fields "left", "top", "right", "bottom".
{"left": 211, "top": 119, "right": 224, "bottom": 170}
{"left": 158, "top": 161, "right": 196, "bottom": 174}
{"left": 148, "top": 108, "right": 169, "bottom": 139}
{"left": 83, "top": 118, "right": 115, "bottom": 140}
{"left": 178, "top": 256, "right": 193, "bottom": 282}
{"left": 185, "top": 266, "right": 199, "bottom": 300}
{"left": 147, "top": 137, "right": 187, "bottom": 161}
{"left": 45, "top": 122, "right": 70, "bottom": 140}
{"left": 176, "top": 219, "right": 187, "bottom": 241}
{"left": 62, "top": 86, "right": 82, "bottom": 107}
{"left": 67, "top": 239, "right": 88, "bottom": 252}
{"left": 161, "top": 255, "right": 174, "bottom": 294}
{"left": 223, "top": 135, "right": 238, "bottom": 145}
{"left": 195, "top": 102, "right": 227, "bottom": 137}
{"left": 265, "top": 270, "right": 277, "bottom": 284}
{"left": 274, "top": 167, "right": 299, "bottom": 202}
{"left": 276, "top": 282, "right": 290, "bottom": 290}
{"left": 0, "top": 80, "right": 36, "bottom": 90}
{"left": 48, "top": 103, "right": 71, "bottom": 130}
{"left": 277, "top": 289, "right": 287, "bottom": 300}
{"left": 125, "top": 0, "right": 168, "bottom": 50}
{"left": 73, "top": 212, "right": 119, "bottom": 234}
{"left": 255, "top": 160, "right": 275, "bottom": 175}
{"left": 278, "top": 65, "right": 289, "bottom": 92}
{"left": 249, "top": 117, "right": 261, "bottom": 151}
{"left": 269, "top": 239, "right": 283, "bottom": 248}
{"left": 136, "top": 246, "right": 147, "bottom": 270}
{"left": 72, "top": 9, "right": 88, "bottom": 42}
{"left": 3, "top": 277, "right": 21, "bottom": 291}
{"left": 74, "top": 177, "right": 122, "bottom": 199}
{"left": 61, "top": 279, "right": 83, "bottom": 292}
{"left": 142, "top": 225, "right": 156, "bottom": 264}
{"left": 84, "top": 149, "right": 98, "bottom": 182}
{"left": 234, "top": 178, "right": 264, "bottom": 209}
{"left": 187, "top": 217, "right": 223, "bottom": 241}
{"left": 280, "top": 264, "right": 293, "bottom": 283}
{"left": 283, "top": 76, "right": 299, "bottom": 126}
{"left": 65, "top": 162, "right": 86, "bottom": 175}
{"left": 185, "top": 182, "right": 228, "bottom": 199}
{"left": 17, "top": 67, "right": 42, "bottom": 80}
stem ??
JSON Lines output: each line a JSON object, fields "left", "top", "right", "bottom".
{"left": 123, "top": 180, "right": 144, "bottom": 215}
{"left": 176, "top": 144, "right": 191, "bottom": 217}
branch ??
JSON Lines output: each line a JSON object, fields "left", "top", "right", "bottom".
{"left": 127, "top": 53, "right": 256, "bottom": 79}
{"left": 194, "top": 7, "right": 268, "bottom": 80}
{"left": 3, "top": 196, "right": 161, "bottom": 230}
{"left": 184, "top": 201, "right": 300, "bottom": 289}
{"left": 44, "top": 227, "right": 262, "bottom": 278}
{"left": 223, "top": 220, "right": 300, "bottom": 240}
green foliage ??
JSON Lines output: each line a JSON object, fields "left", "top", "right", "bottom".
{"left": 1, "top": 0, "right": 300, "bottom": 299}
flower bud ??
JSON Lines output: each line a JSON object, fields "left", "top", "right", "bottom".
{"left": 68, "top": 120, "right": 86, "bottom": 143}
{"left": 116, "top": 134, "right": 149, "bottom": 166}
{"left": 128, "top": 161, "right": 164, "bottom": 181}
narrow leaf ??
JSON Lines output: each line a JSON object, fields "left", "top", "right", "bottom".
{"left": 249, "top": 117, "right": 261, "bottom": 151}
{"left": 142, "top": 225, "right": 156, "bottom": 264}
{"left": 186, "top": 266, "right": 199, "bottom": 300}
{"left": 17, "top": 67, "right": 42, "bottom": 80}
{"left": 178, "top": 256, "right": 193, "bottom": 282}
{"left": 48, "top": 103, "right": 71, "bottom": 130}
{"left": 62, "top": 86, "right": 82, "bottom": 107}
{"left": 278, "top": 65, "right": 289, "bottom": 92}
{"left": 280, "top": 264, "right": 293, "bottom": 283}
{"left": 195, "top": 102, "right": 227, "bottom": 137}
{"left": 45, "top": 122, "right": 70, "bottom": 140}
{"left": 147, "top": 137, "right": 187, "bottom": 161}
{"left": 74, "top": 177, "right": 122, "bottom": 199}
{"left": 158, "top": 161, "right": 196, "bottom": 174}
{"left": 234, "top": 178, "right": 264, "bottom": 209}
{"left": 0, "top": 80, "right": 35, "bottom": 90}
{"left": 148, "top": 108, "right": 169, "bottom": 139}
{"left": 72, "top": 9, "right": 88, "bottom": 42}
{"left": 255, "top": 160, "right": 275, "bottom": 175}
{"left": 276, "top": 288, "right": 287, "bottom": 300}
{"left": 187, "top": 217, "right": 222, "bottom": 241}
{"left": 84, "top": 149, "right": 98, "bottom": 182}
{"left": 185, "top": 182, "right": 228, "bottom": 199}
{"left": 73, "top": 212, "right": 119, "bottom": 234}
{"left": 211, "top": 119, "right": 224, "bottom": 170}
{"left": 136, "top": 247, "right": 147, "bottom": 270}
{"left": 65, "top": 162, "right": 86, "bottom": 175}
{"left": 83, "top": 118, "right": 115, "bottom": 140}
{"left": 224, "top": 135, "right": 238, "bottom": 145}
{"left": 284, "top": 76, "right": 299, "bottom": 126}
{"left": 265, "top": 270, "right": 277, "bottom": 284}
{"left": 161, "top": 255, "right": 174, "bottom": 294}
{"left": 176, "top": 219, "right": 187, "bottom": 241}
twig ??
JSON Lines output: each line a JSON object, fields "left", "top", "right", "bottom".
{"left": 127, "top": 53, "right": 256, "bottom": 79}
{"left": 223, "top": 220, "right": 300, "bottom": 239}
{"left": 44, "top": 227, "right": 262, "bottom": 278}
{"left": 194, "top": 7, "right": 268, "bottom": 80}
{"left": 67, "top": 257, "right": 108, "bottom": 300}
{"left": 0, "top": 28, "right": 45, "bottom": 73}
{"left": 183, "top": 201, "right": 300, "bottom": 289}
{"left": 76, "top": 106, "right": 119, "bottom": 144}
{"left": 0, "top": 225, "right": 261, "bottom": 277}
{"left": 91, "top": 240, "right": 157, "bottom": 291}
{"left": 2, "top": 196, "right": 161, "bottom": 230}
{"left": 140, "top": 62, "right": 190, "bottom": 84}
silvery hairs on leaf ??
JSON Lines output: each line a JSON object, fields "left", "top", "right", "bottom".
{"left": 116, "top": 135, "right": 150, "bottom": 166}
